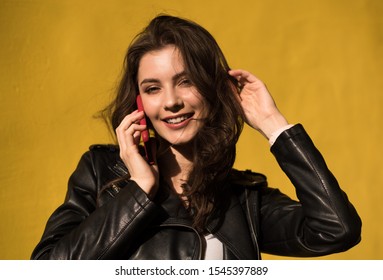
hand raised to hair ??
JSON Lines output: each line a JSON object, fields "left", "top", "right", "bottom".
{"left": 115, "top": 110, "right": 159, "bottom": 199}
{"left": 228, "top": 69, "right": 289, "bottom": 139}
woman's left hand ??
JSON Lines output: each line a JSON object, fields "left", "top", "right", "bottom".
{"left": 229, "top": 69, "right": 289, "bottom": 139}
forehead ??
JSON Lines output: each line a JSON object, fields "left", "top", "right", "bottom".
{"left": 137, "top": 46, "right": 185, "bottom": 80}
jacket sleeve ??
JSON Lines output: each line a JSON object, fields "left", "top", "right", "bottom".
{"left": 259, "top": 124, "right": 361, "bottom": 257}
{"left": 31, "top": 150, "right": 160, "bottom": 260}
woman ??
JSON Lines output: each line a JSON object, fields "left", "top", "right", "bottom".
{"left": 31, "top": 15, "right": 361, "bottom": 260}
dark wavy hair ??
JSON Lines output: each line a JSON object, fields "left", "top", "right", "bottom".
{"left": 101, "top": 15, "right": 244, "bottom": 231}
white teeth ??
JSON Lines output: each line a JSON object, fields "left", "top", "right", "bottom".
{"left": 166, "top": 115, "right": 189, "bottom": 124}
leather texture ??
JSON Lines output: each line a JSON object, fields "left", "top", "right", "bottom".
{"left": 31, "top": 124, "right": 361, "bottom": 259}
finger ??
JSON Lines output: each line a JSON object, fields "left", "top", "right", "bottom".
{"left": 133, "top": 130, "right": 141, "bottom": 145}
{"left": 229, "top": 69, "right": 258, "bottom": 83}
{"left": 118, "top": 125, "right": 148, "bottom": 164}
{"left": 120, "top": 124, "right": 147, "bottom": 147}
{"left": 116, "top": 111, "right": 145, "bottom": 146}
{"left": 117, "top": 110, "right": 145, "bottom": 131}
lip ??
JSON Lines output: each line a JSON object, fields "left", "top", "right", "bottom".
{"left": 161, "top": 113, "right": 194, "bottom": 129}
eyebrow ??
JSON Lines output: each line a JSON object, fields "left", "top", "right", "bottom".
{"left": 139, "top": 71, "right": 187, "bottom": 87}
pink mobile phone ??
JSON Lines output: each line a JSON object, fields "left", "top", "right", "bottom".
{"left": 136, "top": 95, "right": 154, "bottom": 165}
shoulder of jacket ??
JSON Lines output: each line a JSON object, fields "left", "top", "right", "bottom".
{"left": 89, "top": 144, "right": 119, "bottom": 152}
{"left": 87, "top": 144, "right": 128, "bottom": 178}
{"left": 87, "top": 144, "right": 121, "bottom": 166}
{"left": 229, "top": 169, "right": 267, "bottom": 187}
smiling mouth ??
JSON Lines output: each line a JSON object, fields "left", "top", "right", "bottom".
{"left": 163, "top": 113, "right": 194, "bottom": 124}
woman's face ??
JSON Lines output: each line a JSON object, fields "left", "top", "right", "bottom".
{"left": 137, "top": 45, "right": 207, "bottom": 146}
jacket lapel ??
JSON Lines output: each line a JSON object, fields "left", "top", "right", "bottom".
{"left": 207, "top": 188, "right": 258, "bottom": 259}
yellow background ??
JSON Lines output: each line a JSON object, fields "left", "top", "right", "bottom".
{"left": 1, "top": 0, "right": 382, "bottom": 260}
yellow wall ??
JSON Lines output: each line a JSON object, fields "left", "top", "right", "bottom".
{"left": 0, "top": 0, "right": 382, "bottom": 259}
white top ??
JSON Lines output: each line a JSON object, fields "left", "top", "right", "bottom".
{"left": 204, "top": 234, "right": 223, "bottom": 259}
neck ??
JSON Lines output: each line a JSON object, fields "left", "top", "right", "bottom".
{"left": 157, "top": 142, "right": 194, "bottom": 195}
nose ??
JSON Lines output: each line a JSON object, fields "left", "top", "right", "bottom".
{"left": 163, "top": 88, "right": 184, "bottom": 112}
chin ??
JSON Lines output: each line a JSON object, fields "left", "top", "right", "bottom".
{"left": 159, "top": 132, "right": 197, "bottom": 147}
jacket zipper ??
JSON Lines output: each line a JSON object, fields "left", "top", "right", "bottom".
{"left": 245, "top": 189, "right": 261, "bottom": 259}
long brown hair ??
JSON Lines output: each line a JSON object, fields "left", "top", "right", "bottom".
{"left": 101, "top": 15, "right": 244, "bottom": 231}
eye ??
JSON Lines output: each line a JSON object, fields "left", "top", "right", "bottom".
{"left": 144, "top": 86, "right": 160, "bottom": 94}
{"left": 179, "top": 78, "right": 192, "bottom": 87}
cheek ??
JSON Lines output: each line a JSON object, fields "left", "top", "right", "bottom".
{"left": 141, "top": 98, "right": 160, "bottom": 119}
{"left": 190, "top": 96, "right": 208, "bottom": 117}
{"left": 183, "top": 89, "right": 206, "bottom": 110}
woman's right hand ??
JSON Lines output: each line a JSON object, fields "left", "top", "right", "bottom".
{"left": 115, "top": 110, "right": 159, "bottom": 199}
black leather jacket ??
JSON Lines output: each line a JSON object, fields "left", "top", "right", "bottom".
{"left": 31, "top": 124, "right": 361, "bottom": 259}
